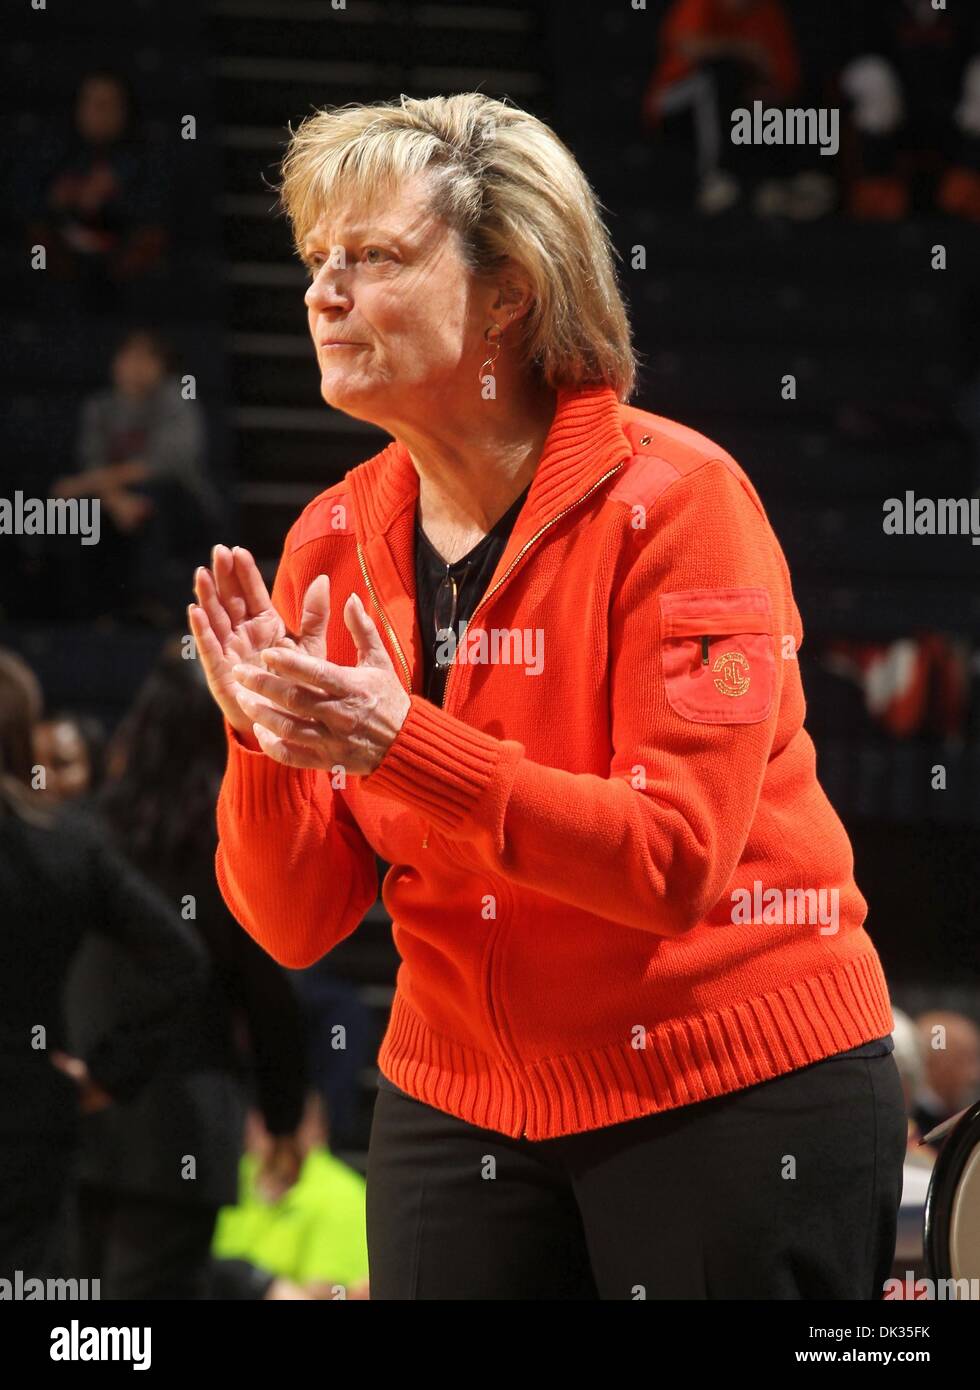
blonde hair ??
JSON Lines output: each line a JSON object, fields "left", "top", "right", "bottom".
{"left": 276, "top": 93, "right": 639, "bottom": 399}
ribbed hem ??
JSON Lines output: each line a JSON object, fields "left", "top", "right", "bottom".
{"left": 221, "top": 719, "right": 316, "bottom": 818}
{"left": 360, "top": 695, "right": 519, "bottom": 834}
{"left": 377, "top": 949, "right": 895, "bottom": 1140}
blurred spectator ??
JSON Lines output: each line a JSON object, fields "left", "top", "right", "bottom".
{"left": 886, "top": 1009, "right": 933, "bottom": 1291}
{"left": 33, "top": 711, "right": 106, "bottom": 805}
{"left": 912, "top": 1010, "right": 980, "bottom": 1150}
{"left": 50, "top": 328, "right": 224, "bottom": 627}
{"left": 211, "top": 1093, "right": 370, "bottom": 1298}
{"left": 886, "top": 1006, "right": 980, "bottom": 1297}
{"left": 0, "top": 648, "right": 205, "bottom": 1283}
{"left": 67, "top": 640, "right": 308, "bottom": 1299}
{"left": 24, "top": 69, "right": 170, "bottom": 311}
{"left": 820, "top": 634, "right": 969, "bottom": 740}
{"left": 890, "top": 1008, "right": 933, "bottom": 1164}
{"left": 838, "top": 0, "right": 980, "bottom": 219}
{"left": 642, "top": 0, "right": 804, "bottom": 214}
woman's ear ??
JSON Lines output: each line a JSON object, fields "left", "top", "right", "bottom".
{"left": 492, "top": 260, "right": 535, "bottom": 325}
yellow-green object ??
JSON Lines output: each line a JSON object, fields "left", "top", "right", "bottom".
{"left": 212, "top": 1147, "right": 369, "bottom": 1290}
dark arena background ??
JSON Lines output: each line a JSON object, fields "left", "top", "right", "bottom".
{"left": 1, "top": 0, "right": 979, "bottom": 1354}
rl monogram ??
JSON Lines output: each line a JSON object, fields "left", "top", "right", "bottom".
{"left": 713, "top": 650, "right": 750, "bottom": 698}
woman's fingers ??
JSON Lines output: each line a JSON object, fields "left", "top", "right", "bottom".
{"left": 193, "top": 565, "right": 233, "bottom": 647}
{"left": 251, "top": 724, "right": 331, "bottom": 769}
{"left": 188, "top": 602, "right": 224, "bottom": 679}
{"left": 188, "top": 602, "right": 246, "bottom": 726}
{"left": 189, "top": 600, "right": 249, "bottom": 703}
{"left": 233, "top": 662, "right": 329, "bottom": 721}
{"left": 232, "top": 545, "right": 274, "bottom": 617}
{"left": 259, "top": 646, "right": 350, "bottom": 697}
{"left": 212, "top": 543, "right": 248, "bottom": 626}
{"left": 297, "top": 573, "right": 331, "bottom": 657}
{"left": 236, "top": 688, "right": 324, "bottom": 748}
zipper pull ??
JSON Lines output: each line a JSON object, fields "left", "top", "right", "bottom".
{"left": 701, "top": 636, "right": 710, "bottom": 666}
{"left": 422, "top": 827, "right": 429, "bottom": 849}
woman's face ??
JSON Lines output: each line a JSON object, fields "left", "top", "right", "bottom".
{"left": 33, "top": 720, "right": 91, "bottom": 802}
{"left": 77, "top": 77, "right": 128, "bottom": 145}
{"left": 302, "top": 172, "right": 497, "bottom": 429}
{"left": 113, "top": 338, "right": 165, "bottom": 397}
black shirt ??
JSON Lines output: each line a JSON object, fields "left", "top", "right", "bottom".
{"left": 414, "top": 481, "right": 532, "bottom": 708}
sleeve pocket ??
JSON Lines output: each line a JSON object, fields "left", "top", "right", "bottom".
{"left": 659, "top": 587, "right": 776, "bottom": 724}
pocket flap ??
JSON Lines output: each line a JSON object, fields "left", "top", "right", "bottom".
{"left": 660, "top": 587, "right": 774, "bottom": 638}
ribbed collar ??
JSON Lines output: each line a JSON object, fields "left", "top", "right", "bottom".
{"left": 345, "top": 384, "right": 632, "bottom": 687}
{"left": 346, "top": 383, "right": 632, "bottom": 547}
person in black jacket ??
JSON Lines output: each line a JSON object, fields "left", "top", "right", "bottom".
{"left": 67, "top": 639, "right": 308, "bottom": 1299}
{"left": 0, "top": 648, "right": 206, "bottom": 1284}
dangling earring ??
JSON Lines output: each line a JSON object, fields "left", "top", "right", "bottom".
{"left": 479, "top": 319, "right": 507, "bottom": 389}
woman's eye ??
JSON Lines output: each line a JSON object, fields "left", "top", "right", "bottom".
{"left": 304, "top": 247, "right": 390, "bottom": 277}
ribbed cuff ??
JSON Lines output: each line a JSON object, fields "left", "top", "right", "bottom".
{"left": 222, "top": 718, "right": 316, "bottom": 818}
{"left": 360, "top": 694, "right": 518, "bottom": 835}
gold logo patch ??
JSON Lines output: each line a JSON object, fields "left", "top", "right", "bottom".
{"left": 713, "top": 650, "right": 751, "bottom": 698}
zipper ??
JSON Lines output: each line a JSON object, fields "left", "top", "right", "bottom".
{"left": 358, "top": 465, "right": 625, "bottom": 1136}
{"left": 357, "top": 539, "right": 432, "bottom": 844}
{"left": 357, "top": 540, "right": 412, "bottom": 693}
{"left": 468, "top": 463, "right": 626, "bottom": 1139}
{"left": 481, "top": 874, "right": 529, "bottom": 1135}
{"left": 440, "top": 459, "right": 627, "bottom": 715}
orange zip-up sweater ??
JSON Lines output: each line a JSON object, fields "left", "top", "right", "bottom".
{"left": 215, "top": 384, "right": 894, "bottom": 1140}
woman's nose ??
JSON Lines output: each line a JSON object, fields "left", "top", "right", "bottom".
{"left": 305, "top": 269, "right": 351, "bottom": 310}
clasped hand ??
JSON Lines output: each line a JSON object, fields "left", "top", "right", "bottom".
{"left": 189, "top": 545, "right": 411, "bottom": 775}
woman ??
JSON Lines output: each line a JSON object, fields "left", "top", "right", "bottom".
{"left": 68, "top": 641, "right": 307, "bottom": 1299}
{"left": 190, "top": 93, "right": 906, "bottom": 1300}
{"left": 0, "top": 649, "right": 204, "bottom": 1281}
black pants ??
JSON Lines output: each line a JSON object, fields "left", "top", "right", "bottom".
{"left": 366, "top": 1052, "right": 907, "bottom": 1300}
